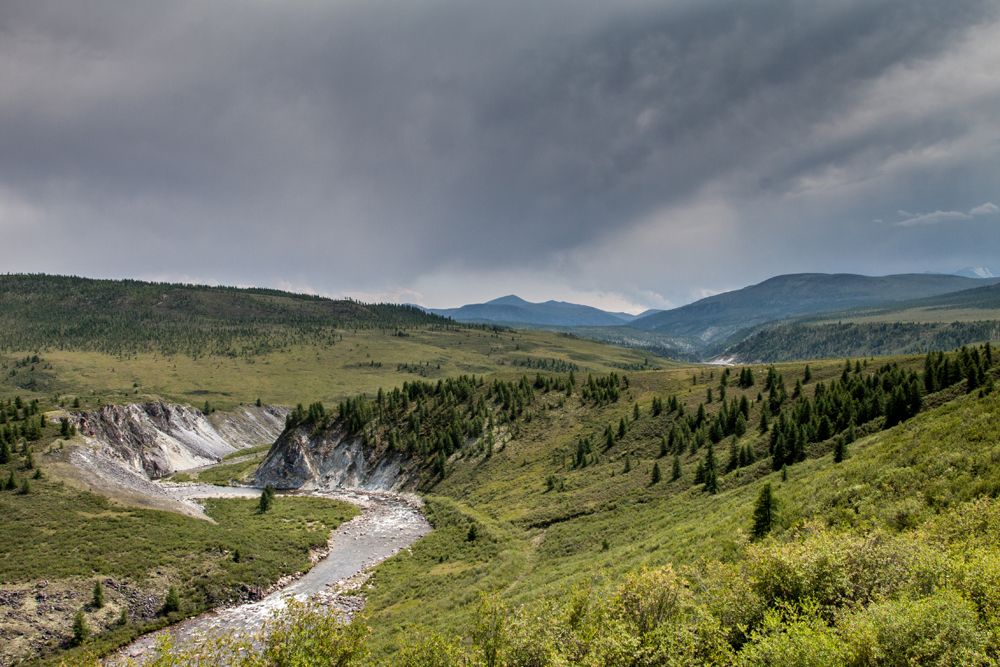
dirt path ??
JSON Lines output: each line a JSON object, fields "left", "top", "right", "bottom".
{"left": 107, "top": 485, "right": 430, "bottom": 664}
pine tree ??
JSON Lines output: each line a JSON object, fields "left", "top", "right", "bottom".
{"left": 704, "top": 444, "right": 718, "bottom": 494}
{"left": 671, "top": 454, "right": 681, "bottom": 481}
{"left": 72, "top": 610, "right": 89, "bottom": 646}
{"left": 726, "top": 439, "right": 739, "bottom": 472}
{"left": 803, "top": 365, "right": 812, "bottom": 383}
{"left": 633, "top": 402, "right": 640, "bottom": 420}
{"left": 833, "top": 436, "right": 846, "bottom": 463}
{"left": 92, "top": 581, "right": 104, "bottom": 609}
{"left": 4, "top": 470, "right": 15, "bottom": 491}
{"left": 658, "top": 436, "right": 668, "bottom": 458}
{"left": 0, "top": 439, "right": 9, "bottom": 464}
{"left": 258, "top": 485, "right": 275, "bottom": 513}
{"left": 161, "top": 586, "right": 180, "bottom": 615}
{"left": 651, "top": 462, "right": 661, "bottom": 485}
{"left": 751, "top": 483, "right": 776, "bottom": 539}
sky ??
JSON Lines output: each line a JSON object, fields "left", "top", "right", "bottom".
{"left": 2, "top": 0, "right": 1000, "bottom": 313}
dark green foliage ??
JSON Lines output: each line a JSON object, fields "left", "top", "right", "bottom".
{"left": 751, "top": 483, "right": 775, "bottom": 540}
{"left": 703, "top": 444, "right": 718, "bottom": 494}
{"left": 727, "top": 321, "right": 1000, "bottom": 362}
{"left": 833, "top": 436, "right": 847, "bottom": 463}
{"left": 671, "top": 454, "right": 682, "bottom": 481}
{"left": 258, "top": 485, "right": 276, "bottom": 514}
{"left": 92, "top": 580, "right": 104, "bottom": 609}
{"left": 161, "top": 586, "right": 181, "bottom": 615}
{"left": 0, "top": 274, "right": 447, "bottom": 358}
{"left": 71, "top": 610, "right": 89, "bottom": 646}
{"left": 466, "top": 524, "right": 478, "bottom": 542}
{"left": 651, "top": 462, "right": 661, "bottom": 485}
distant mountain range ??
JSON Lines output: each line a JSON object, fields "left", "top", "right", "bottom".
{"left": 421, "top": 272, "right": 1000, "bottom": 360}
{"left": 425, "top": 273, "right": 998, "bottom": 335}
{"left": 627, "top": 273, "right": 998, "bottom": 344}
{"left": 424, "top": 295, "right": 662, "bottom": 327}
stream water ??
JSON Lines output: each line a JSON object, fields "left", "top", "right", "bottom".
{"left": 107, "top": 485, "right": 431, "bottom": 664}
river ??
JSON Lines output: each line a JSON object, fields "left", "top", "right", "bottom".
{"left": 107, "top": 484, "right": 431, "bottom": 664}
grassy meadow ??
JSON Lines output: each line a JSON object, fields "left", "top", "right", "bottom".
{"left": 0, "top": 328, "right": 660, "bottom": 410}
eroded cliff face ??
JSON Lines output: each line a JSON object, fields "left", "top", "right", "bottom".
{"left": 254, "top": 421, "right": 418, "bottom": 491}
{"left": 71, "top": 403, "right": 287, "bottom": 479}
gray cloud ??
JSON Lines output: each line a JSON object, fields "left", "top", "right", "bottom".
{"left": 1, "top": 0, "right": 999, "bottom": 309}
{"left": 895, "top": 202, "right": 1000, "bottom": 226}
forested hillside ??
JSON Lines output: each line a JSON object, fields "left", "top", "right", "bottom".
{"left": 0, "top": 274, "right": 448, "bottom": 357}
{"left": 77, "top": 342, "right": 1000, "bottom": 666}
{"left": 723, "top": 320, "right": 1000, "bottom": 362}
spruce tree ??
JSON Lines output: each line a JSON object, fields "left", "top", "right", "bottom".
{"left": 704, "top": 444, "right": 719, "bottom": 494}
{"left": 651, "top": 462, "right": 661, "bottom": 485}
{"left": 161, "top": 586, "right": 180, "bottom": 615}
{"left": 0, "top": 439, "right": 9, "bottom": 464}
{"left": 671, "top": 454, "right": 682, "bottom": 481}
{"left": 92, "top": 581, "right": 104, "bottom": 609}
{"left": 258, "top": 485, "right": 275, "bottom": 513}
{"left": 751, "top": 483, "right": 776, "bottom": 539}
{"left": 72, "top": 610, "right": 89, "bottom": 646}
{"left": 833, "top": 436, "right": 846, "bottom": 463}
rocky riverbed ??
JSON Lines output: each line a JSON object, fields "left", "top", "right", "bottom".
{"left": 106, "top": 485, "right": 430, "bottom": 665}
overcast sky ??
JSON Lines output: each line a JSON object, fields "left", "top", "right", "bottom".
{"left": 2, "top": 0, "right": 1000, "bottom": 312}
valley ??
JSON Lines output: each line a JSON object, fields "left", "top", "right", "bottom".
{"left": 2, "top": 276, "right": 1000, "bottom": 666}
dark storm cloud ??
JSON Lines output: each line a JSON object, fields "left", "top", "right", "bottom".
{"left": 1, "top": 0, "right": 999, "bottom": 307}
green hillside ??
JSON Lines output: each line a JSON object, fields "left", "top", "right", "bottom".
{"left": 0, "top": 274, "right": 447, "bottom": 357}
{"left": 723, "top": 320, "right": 1000, "bottom": 363}
{"left": 67, "top": 344, "right": 1000, "bottom": 666}
{"left": 629, "top": 273, "right": 995, "bottom": 345}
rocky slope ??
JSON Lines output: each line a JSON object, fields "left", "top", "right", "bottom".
{"left": 254, "top": 421, "right": 419, "bottom": 491}
{"left": 71, "top": 403, "right": 287, "bottom": 479}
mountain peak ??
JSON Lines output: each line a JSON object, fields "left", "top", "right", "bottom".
{"left": 486, "top": 294, "right": 531, "bottom": 306}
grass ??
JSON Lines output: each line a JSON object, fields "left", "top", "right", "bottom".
{"left": 0, "top": 466, "right": 356, "bottom": 664}
{"left": 357, "top": 354, "right": 996, "bottom": 660}
{"left": 0, "top": 329, "right": 661, "bottom": 410}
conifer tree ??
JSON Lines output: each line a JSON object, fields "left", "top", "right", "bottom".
{"left": 92, "top": 581, "right": 104, "bottom": 609}
{"left": 72, "top": 610, "right": 89, "bottom": 646}
{"left": 651, "top": 461, "right": 661, "bottom": 485}
{"left": 671, "top": 454, "right": 682, "bottom": 481}
{"left": 162, "top": 586, "right": 180, "bottom": 615}
{"left": 258, "top": 485, "right": 275, "bottom": 513}
{"left": 751, "top": 483, "right": 776, "bottom": 539}
{"left": 833, "top": 436, "right": 846, "bottom": 463}
{"left": 703, "top": 444, "right": 718, "bottom": 494}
